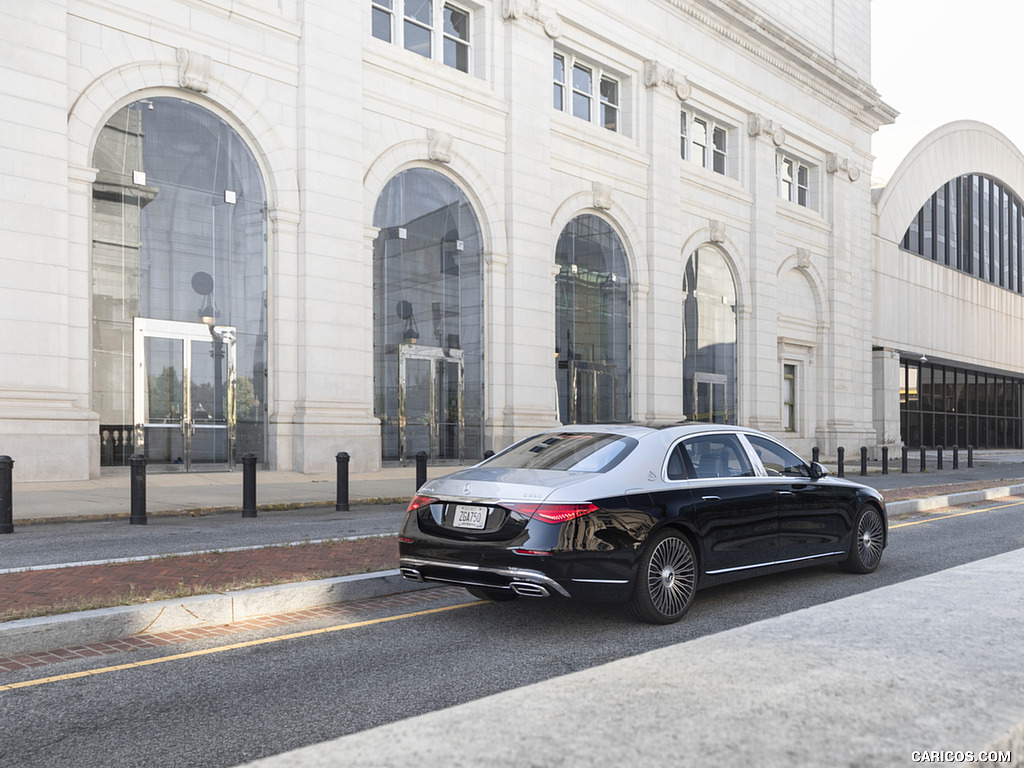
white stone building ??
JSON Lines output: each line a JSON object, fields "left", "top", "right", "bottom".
{"left": 1, "top": 0, "right": 922, "bottom": 482}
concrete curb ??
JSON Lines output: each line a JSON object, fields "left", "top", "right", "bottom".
{"left": 0, "top": 570, "right": 429, "bottom": 657}
{"left": 886, "top": 483, "right": 1024, "bottom": 516}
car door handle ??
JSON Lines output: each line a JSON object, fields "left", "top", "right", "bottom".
{"left": 776, "top": 490, "right": 794, "bottom": 496}
{"left": 701, "top": 495, "right": 721, "bottom": 502}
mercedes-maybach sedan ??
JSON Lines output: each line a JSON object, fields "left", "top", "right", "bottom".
{"left": 398, "top": 423, "right": 887, "bottom": 624}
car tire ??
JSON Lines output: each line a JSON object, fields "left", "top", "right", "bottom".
{"left": 466, "top": 586, "right": 519, "bottom": 602}
{"left": 841, "top": 504, "right": 885, "bottom": 574}
{"left": 628, "top": 529, "right": 698, "bottom": 625}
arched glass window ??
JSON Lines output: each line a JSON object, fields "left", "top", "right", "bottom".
{"left": 373, "top": 169, "right": 483, "bottom": 462}
{"left": 901, "top": 173, "right": 1024, "bottom": 293}
{"left": 92, "top": 97, "right": 267, "bottom": 470}
{"left": 555, "top": 214, "right": 631, "bottom": 423}
{"left": 683, "top": 246, "right": 737, "bottom": 423}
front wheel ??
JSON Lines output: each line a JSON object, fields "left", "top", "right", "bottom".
{"left": 841, "top": 505, "right": 885, "bottom": 574}
{"left": 628, "top": 529, "right": 698, "bottom": 624}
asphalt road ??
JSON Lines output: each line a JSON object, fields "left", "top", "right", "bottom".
{"left": 1, "top": 498, "right": 1022, "bottom": 768}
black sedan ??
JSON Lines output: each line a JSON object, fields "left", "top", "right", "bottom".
{"left": 398, "top": 424, "right": 887, "bottom": 624}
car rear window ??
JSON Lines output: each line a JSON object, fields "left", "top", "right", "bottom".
{"left": 484, "top": 432, "right": 637, "bottom": 473}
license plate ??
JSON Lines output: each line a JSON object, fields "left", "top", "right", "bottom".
{"left": 452, "top": 504, "right": 488, "bottom": 530}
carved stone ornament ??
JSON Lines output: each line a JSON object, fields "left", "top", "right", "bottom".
{"left": 709, "top": 219, "right": 726, "bottom": 243}
{"left": 427, "top": 129, "right": 453, "bottom": 163}
{"left": 747, "top": 113, "right": 785, "bottom": 147}
{"left": 502, "top": 0, "right": 563, "bottom": 38}
{"left": 592, "top": 182, "right": 612, "bottom": 210}
{"left": 177, "top": 48, "right": 211, "bottom": 93}
{"left": 644, "top": 60, "right": 692, "bottom": 102}
{"left": 826, "top": 153, "right": 860, "bottom": 182}
{"left": 796, "top": 247, "right": 812, "bottom": 270}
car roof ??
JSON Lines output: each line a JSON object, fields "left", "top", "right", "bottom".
{"left": 545, "top": 422, "right": 767, "bottom": 440}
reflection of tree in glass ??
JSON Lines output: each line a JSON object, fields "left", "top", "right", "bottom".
{"left": 187, "top": 376, "right": 260, "bottom": 422}
{"left": 148, "top": 367, "right": 182, "bottom": 419}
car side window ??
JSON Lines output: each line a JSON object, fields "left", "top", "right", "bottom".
{"left": 745, "top": 435, "right": 810, "bottom": 478}
{"left": 667, "top": 444, "right": 688, "bottom": 480}
{"left": 682, "top": 434, "right": 755, "bottom": 479}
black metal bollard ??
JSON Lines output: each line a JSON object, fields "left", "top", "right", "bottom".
{"left": 920, "top": 446, "right": 927, "bottom": 472}
{"left": 242, "top": 452, "right": 258, "bottom": 518}
{"left": 936, "top": 446, "right": 944, "bottom": 471}
{"left": 968, "top": 445, "right": 974, "bottom": 468}
{"left": 882, "top": 446, "right": 889, "bottom": 475}
{"left": 952, "top": 445, "right": 959, "bottom": 470}
{"left": 0, "top": 455, "right": 13, "bottom": 534}
{"left": 415, "top": 451, "right": 427, "bottom": 491}
{"left": 812, "top": 447, "right": 820, "bottom": 464}
{"left": 335, "top": 451, "right": 350, "bottom": 512}
{"left": 860, "top": 446, "right": 868, "bottom": 476}
{"left": 129, "top": 453, "right": 147, "bottom": 525}
{"left": 901, "top": 445, "right": 908, "bottom": 474}
{"left": 837, "top": 446, "right": 845, "bottom": 477}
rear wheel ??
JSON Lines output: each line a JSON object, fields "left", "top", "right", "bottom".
{"left": 841, "top": 505, "right": 885, "bottom": 574}
{"left": 466, "top": 586, "right": 519, "bottom": 602}
{"left": 628, "top": 529, "right": 697, "bottom": 624}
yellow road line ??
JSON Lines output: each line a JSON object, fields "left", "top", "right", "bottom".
{"left": 890, "top": 498, "right": 1024, "bottom": 529}
{"left": 1, "top": 600, "right": 480, "bottom": 693}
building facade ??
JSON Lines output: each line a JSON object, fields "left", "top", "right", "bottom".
{"left": 2, "top": 0, "right": 900, "bottom": 481}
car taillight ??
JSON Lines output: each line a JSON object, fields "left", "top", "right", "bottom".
{"left": 502, "top": 501, "right": 599, "bottom": 523}
{"left": 407, "top": 495, "right": 438, "bottom": 512}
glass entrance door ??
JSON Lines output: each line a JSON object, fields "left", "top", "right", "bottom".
{"left": 565, "top": 361, "right": 618, "bottom": 423}
{"left": 398, "top": 344, "right": 464, "bottom": 465}
{"left": 693, "top": 372, "right": 730, "bottom": 423}
{"left": 133, "top": 318, "right": 237, "bottom": 471}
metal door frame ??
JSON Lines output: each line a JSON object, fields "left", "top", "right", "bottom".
{"left": 133, "top": 318, "right": 237, "bottom": 471}
{"left": 397, "top": 344, "right": 464, "bottom": 465}
{"left": 693, "top": 371, "right": 729, "bottom": 424}
{"left": 568, "top": 360, "right": 616, "bottom": 423}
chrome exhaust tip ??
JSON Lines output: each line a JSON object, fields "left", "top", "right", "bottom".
{"left": 510, "top": 581, "right": 550, "bottom": 598}
{"left": 400, "top": 567, "right": 424, "bottom": 582}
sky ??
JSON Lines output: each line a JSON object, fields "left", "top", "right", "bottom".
{"left": 869, "top": 0, "right": 1024, "bottom": 186}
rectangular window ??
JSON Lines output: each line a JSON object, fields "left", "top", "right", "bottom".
{"left": 783, "top": 364, "right": 796, "bottom": 431}
{"left": 442, "top": 4, "right": 470, "bottom": 72}
{"left": 373, "top": 0, "right": 473, "bottom": 74}
{"left": 777, "top": 151, "right": 814, "bottom": 209}
{"left": 679, "top": 111, "right": 688, "bottom": 160}
{"left": 554, "top": 51, "right": 622, "bottom": 133}
{"left": 712, "top": 126, "right": 727, "bottom": 174}
{"left": 571, "top": 64, "right": 592, "bottom": 121}
{"left": 372, "top": 0, "right": 394, "bottom": 42}
{"left": 681, "top": 111, "right": 730, "bottom": 176}
{"left": 553, "top": 54, "right": 566, "bottom": 110}
{"left": 403, "top": 0, "right": 433, "bottom": 58}
{"left": 600, "top": 77, "right": 618, "bottom": 132}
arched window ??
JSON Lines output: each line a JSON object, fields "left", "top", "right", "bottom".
{"left": 555, "top": 214, "right": 631, "bottom": 423}
{"left": 373, "top": 168, "right": 483, "bottom": 462}
{"left": 683, "top": 246, "right": 737, "bottom": 423}
{"left": 92, "top": 97, "right": 267, "bottom": 470}
{"left": 901, "top": 173, "right": 1024, "bottom": 293}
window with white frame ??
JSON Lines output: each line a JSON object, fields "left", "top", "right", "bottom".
{"left": 371, "top": 0, "right": 472, "bottom": 73}
{"left": 554, "top": 51, "right": 620, "bottom": 132}
{"left": 782, "top": 364, "right": 796, "bottom": 431}
{"left": 681, "top": 111, "right": 729, "bottom": 175}
{"left": 777, "top": 152, "right": 813, "bottom": 208}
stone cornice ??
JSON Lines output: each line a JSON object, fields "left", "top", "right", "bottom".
{"left": 665, "top": 0, "right": 898, "bottom": 129}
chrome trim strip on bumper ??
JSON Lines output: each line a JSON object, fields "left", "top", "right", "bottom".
{"left": 399, "top": 557, "right": 572, "bottom": 598}
{"left": 705, "top": 551, "right": 846, "bottom": 576}
{"left": 571, "top": 578, "right": 629, "bottom": 584}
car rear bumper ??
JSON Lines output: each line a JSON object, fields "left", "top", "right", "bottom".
{"left": 399, "top": 556, "right": 572, "bottom": 598}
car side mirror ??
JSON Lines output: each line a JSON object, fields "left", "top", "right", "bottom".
{"left": 809, "top": 461, "right": 829, "bottom": 480}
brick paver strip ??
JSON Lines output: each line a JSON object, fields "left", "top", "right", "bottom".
{"left": 0, "top": 586, "right": 466, "bottom": 674}
{"left": 0, "top": 536, "right": 399, "bottom": 616}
